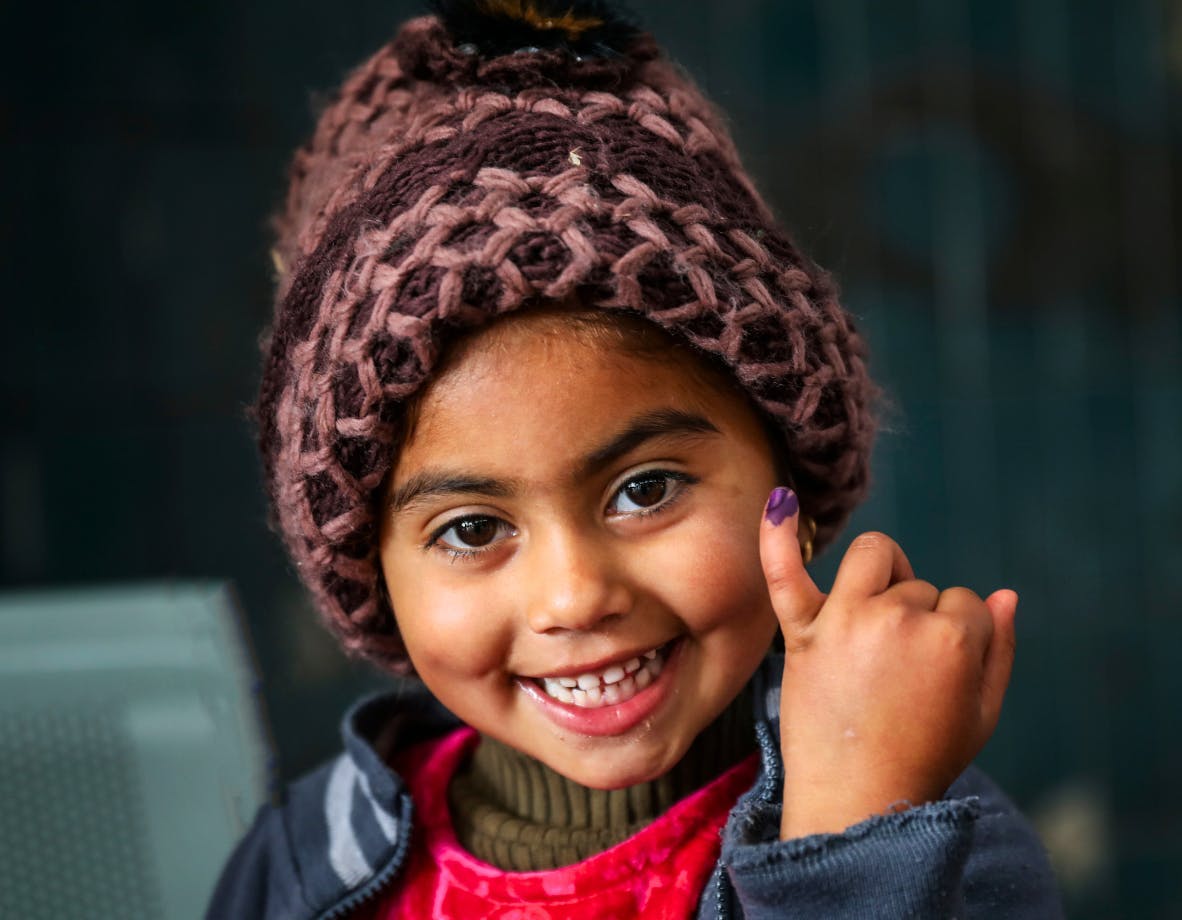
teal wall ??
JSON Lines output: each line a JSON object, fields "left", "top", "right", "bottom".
{"left": 2, "top": 1, "right": 1178, "bottom": 915}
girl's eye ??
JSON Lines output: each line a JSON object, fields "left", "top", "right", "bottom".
{"left": 429, "top": 515, "right": 513, "bottom": 556}
{"left": 607, "top": 471, "right": 694, "bottom": 516}
{"left": 449, "top": 517, "right": 499, "bottom": 547}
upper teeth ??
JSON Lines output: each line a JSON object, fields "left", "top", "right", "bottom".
{"left": 539, "top": 644, "right": 667, "bottom": 708}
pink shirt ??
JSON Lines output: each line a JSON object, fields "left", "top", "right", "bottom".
{"left": 353, "top": 727, "right": 758, "bottom": 919}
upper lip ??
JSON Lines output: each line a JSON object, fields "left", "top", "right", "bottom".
{"left": 521, "top": 639, "right": 673, "bottom": 680}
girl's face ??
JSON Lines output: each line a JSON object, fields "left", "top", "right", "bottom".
{"left": 378, "top": 314, "right": 780, "bottom": 789}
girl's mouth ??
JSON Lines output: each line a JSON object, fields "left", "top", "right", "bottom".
{"left": 532, "top": 642, "right": 672, "bottom": 709}
{"left": 517, "top": 639, "right": 682, "bottom": 738}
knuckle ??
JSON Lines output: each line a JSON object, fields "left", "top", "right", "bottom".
{"left": 763, "top": 558, "right": 796, "bottom": 593}
{"left": 933, "top": 616, "right": 978, "bottom": 657}
{"left": 866, "top": 595, "right": 910, "bottom": 629}
{"left": 766, "top": 573, "right": 794, "bottom": 598}
{"left": 944, "top": 615, "right": 973, "bottom": 641}
{"left": 850, "top": 531, "right": 894, "bottom": 553}
{"left": 884, "top": 597, "right": 912, "bottom": 623}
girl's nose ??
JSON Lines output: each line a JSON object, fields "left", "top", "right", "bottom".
{"left": 523, "top": 531, "right": 634, "bottom": 634}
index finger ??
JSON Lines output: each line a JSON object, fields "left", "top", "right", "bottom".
{"left": 829, "top": 532, "right": 915, "bottom": 604}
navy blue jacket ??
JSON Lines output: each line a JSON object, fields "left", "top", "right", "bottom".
{"left": 207, "top": 658, "right": 1063, "bottom": 918}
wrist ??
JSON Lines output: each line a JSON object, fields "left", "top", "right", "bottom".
{"left": 779, "top": 781, "right": 931, "bottom": 839}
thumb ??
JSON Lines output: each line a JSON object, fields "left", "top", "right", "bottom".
{"left": 760, "top": 487, "right": 826, "bottom": 638}
{"left": 980, "top": 588, "right": 1019, "bottom": 728}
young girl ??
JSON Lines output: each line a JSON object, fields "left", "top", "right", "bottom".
{"left": 211, "top": 2, "right": 1062, "bottom": 916}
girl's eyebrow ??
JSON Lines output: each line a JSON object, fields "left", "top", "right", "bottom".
{"left": 576, "top": 409, "right": 720, "bottom": 478}
{"left": 388, "top": 409, "right": 719, "bottom": 513}
{"left": 388, "top": 474, "right": 516, "bottom": 513}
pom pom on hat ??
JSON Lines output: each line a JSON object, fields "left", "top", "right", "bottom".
{"left": 429, "top": 0, "right": 642, "bottom": 56}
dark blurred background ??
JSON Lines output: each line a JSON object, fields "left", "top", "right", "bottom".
{"left": 2, "top": 1, "right": 1178, "bottom": 916}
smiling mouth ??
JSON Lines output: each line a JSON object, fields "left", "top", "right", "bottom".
{"left": 533, "top": 642, "right": 673, "bottom": 709}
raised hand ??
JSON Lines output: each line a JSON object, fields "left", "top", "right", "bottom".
{"left": 759, "top": 488, "right": 1018, "bottom": 840}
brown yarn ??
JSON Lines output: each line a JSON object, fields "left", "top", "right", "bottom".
{"left": 257, "top": 13, "right": 877, "bottom": 669}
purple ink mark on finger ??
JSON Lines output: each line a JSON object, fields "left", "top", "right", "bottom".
{"left": 764, "top": 487, "right": 799, "bottom": 526}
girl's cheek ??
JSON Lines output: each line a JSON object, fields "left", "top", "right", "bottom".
{"left": 661, "top": 522, "right": 770, "bottom": 624}
{"left": 396, "top": 584, "right": 512, "bottom": 677}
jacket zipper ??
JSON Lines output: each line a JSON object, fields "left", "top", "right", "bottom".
{"left": 313, "top": 803, "right": 415, "bottom": 920}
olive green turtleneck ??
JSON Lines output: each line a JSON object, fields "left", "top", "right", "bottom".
{"left": 447, "top": 687, "right": 755, "bottom": 871}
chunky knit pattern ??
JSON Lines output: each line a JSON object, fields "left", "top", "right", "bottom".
{"left": 257, "top": 11, "right": 877, "bottom": 668}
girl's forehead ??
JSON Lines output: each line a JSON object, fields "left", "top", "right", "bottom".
{"left": 419, "top": 332, "right": 691, "bottom": 430}
{"left": 396, "top": 314, "right": 757, "bottom": 470}
{"left": 430, "top": 310, "right": 666, "bottom": 385}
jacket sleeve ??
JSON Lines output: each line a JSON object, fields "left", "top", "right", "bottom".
{"left": 720, "top": 766, "right": 1063, "bottom": 919}
{"left": 205, "top": 805, "right": 311, "bottom": 920}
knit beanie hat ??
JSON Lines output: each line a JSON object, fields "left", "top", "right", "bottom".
{"left": 257, "top": 1, "right": 877, "bottom": 669}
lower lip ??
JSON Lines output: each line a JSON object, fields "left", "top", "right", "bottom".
{"left": 517, "top": 640, "right": 683, "bottom": 738}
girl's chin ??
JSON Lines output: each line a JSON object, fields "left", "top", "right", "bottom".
{"left": 547, "top": 757, "right": 673, "bottom": 791}
{"left": 531, "top": 733, "right": 692, "bottom": 790}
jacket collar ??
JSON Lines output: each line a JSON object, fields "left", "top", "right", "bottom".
{"left": 284, "top": 679, "right": 459, "bottom": 919}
